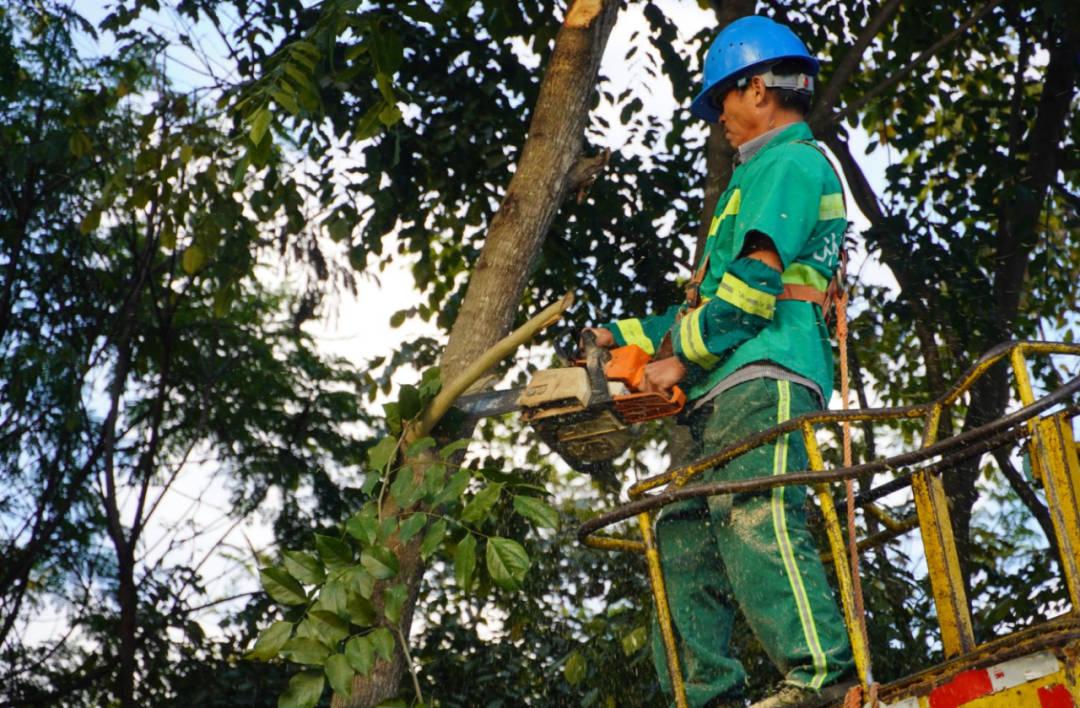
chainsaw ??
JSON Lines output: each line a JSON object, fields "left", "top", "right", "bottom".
{"left": 454, "top": 333, "right": 686, "bottom": 470}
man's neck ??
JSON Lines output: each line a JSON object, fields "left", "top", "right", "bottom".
{"left": 736, "top": 124, "right": 787, "bottom": 164}
{"left": 736, "top": 113, "right": 804, "bottom": 163}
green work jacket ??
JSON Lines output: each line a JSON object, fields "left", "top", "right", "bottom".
{"left": 602, "top": 121, "right": 846, "bottom": 401}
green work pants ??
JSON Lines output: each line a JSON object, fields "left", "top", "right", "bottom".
{"left": 651, "top": 378, "right": 854, "bottom": 706}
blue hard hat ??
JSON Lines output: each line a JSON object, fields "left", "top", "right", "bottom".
{"left": 691, "top": 15, "right": 820, "bottom": 123}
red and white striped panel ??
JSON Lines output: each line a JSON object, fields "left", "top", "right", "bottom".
{"left": 872, "top": 651, "right": 1073, "bottom": 708}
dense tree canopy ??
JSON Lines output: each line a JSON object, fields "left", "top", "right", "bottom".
{"left": 0, "top": 0, "right": 1076, "bottom": 706}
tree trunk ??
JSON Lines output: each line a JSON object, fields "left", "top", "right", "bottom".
{"left": 693, "top": 1, "right": 754, "bottom": 265}
{"left": 334, "top": 1, "right": 621, "bottom": 705}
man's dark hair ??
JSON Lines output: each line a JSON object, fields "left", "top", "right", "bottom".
{"left": 766, "top": 59, "right": 813, "bottom": 117}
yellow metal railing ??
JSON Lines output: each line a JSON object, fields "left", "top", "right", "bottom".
{"left": 577, "top": 341, "right": 1080, "bottom": 708}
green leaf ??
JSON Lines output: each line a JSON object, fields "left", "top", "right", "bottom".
{"left": 435, "top": 469, "right": 471, "bottom": 507}
{"left": 345, "top": 506, "right": 378, "bottom": 547}
{"left": 346, "top": 593, "right": 376, "bottom": 627}
{"left": 370, "top": 627, "right": 395, "bottom": 661}
{"left": 454, "top": 534, "right": 477, "bottom": 591}
{"left": 621, "top": 626, "right": 648, "bottom": 656}
{"left": 327, "top": 218, "right": 350, "bottom": 242}
{"left": 281, "top": 637, "right": 331, "bottom": 666}
{"left": 406, "top": 437, "right": 436, "bottom": 456}
{"left": 418, "top": 367, "right": 441, "bottom": 401}
{"left": 422, "top": 463, "right": 447, "bottom": 500}
{"left": 382, "top": 402, "right": 402, "bottom": 436}
{"left": 439, "top": 438, "right": 472, "bottom": 459}
{"left": 376, "top": 700, "right": 407, "bottom": 708}
{"left": 460, "top": 483, "right": 503, "bottom": 524}
{"left": 346, "top": 567, "right": 375, "bottom": 599}
{"left": 383, "top": 583, "right": 407, "bottom": 624}
{"left": 79, "top": 208, "right": 100, "bottom": 235}
{"left": 354, "top": 102, "right": 385, "bottom": 141}
{"left": 397, "top": 513, "right": 427, "bottom": 543}
{"left": 278, "top": 670, "right": 324, "bottom": 708}
{"left": 314, "top": 534, "right": 353, "bottom": 569}
{"left": 367, "top": 436, "right": 398, "bottom": 472}
{"left": 245, "top": 620, "right": 292, "bottom": 661}
{"left": 378, "top": 103, "right": 402, "bottom": 127}
{"left": 260, "top": 567, "right": 308, "bottom": 606}
{"left": 378, "top": 516, "right": 398, "bottom": 543}
{"left": 389, "top": 468, "right": 421, "bottom": 508}
{"left": 249, "top": 106, "right": 272, "bottom": 145}
{"left": 317, "top": 580, "right": 347, "bottom": 617}
{"left": 181, "top": 244, "right": 206, "bottom": 275}
{"left": 485, "top": 537, "right": 530, "bottom": 591}
{"left": 512, "top": 495, "right": 559, "bottom": 530}
{"left": 272, "top": 89, "right": 300, "bottom": 116}
{"left": 283, "top": 551, "right": 325, "bottom": 585}
{"left": 324, "top": 653, "right": 354, "bottom": 699}
{"left": 344, "top": 635, "right": 374, "bottom": 676}
{"left": 398, "top": 384, "right": 421, "bottom": 419}
{"left": 307, "top": 610, "right": 349, "bottom": 644}
{"left": 360, "top": 546, "right": 399, "bottom": 580}
{"left": 68, "top": 131, "right": 92, "bottom": 157}
{"left": 419, "top": 519, "right": 447, "bottom": 559}
{"left": 564, "top": 651, "right": 587, "bottom": 686}
{"left": 371, "top": 29, "right": 404, "bottom": 74}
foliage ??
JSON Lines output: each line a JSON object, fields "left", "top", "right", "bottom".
{"left": 0, "top": 0, "right": 1077, "bottom": 705}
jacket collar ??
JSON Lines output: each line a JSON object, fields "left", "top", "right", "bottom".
{"left": 735, "top": 121, "right": 812, "bottom": 165}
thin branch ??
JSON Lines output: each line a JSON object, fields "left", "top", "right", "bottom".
{"left": 810, "top": 0, "right": 903, "bottom": 129}
{"left": 829, "top": 0, "right": 1003, "bottom": 126}
{"left": 393, "top": 624, "right": 423, "bottom": 705}
{"left": 409, "top": 292, "right": 575, "bottom": 442}
{"left": 991, "top": 448, "right": 1059, "bottom": 562}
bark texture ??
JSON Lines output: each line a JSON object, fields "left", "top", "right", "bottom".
{"left": 334, "top": 2, "right": 621, "bottom": 705}
{"left": 440, "top": 0, "right": 620, "bottom": 384}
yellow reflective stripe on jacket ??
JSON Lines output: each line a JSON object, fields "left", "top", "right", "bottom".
{"left": 818, "top": 193, "right": 845, "bottom": 221}
{"left": 679, "top": 308, "right": 720, "bottom": 369}
{"left": 781, "top": 263, "right": 829, "bottom": 292}
{"left": 717, "top": 271, "right": 776, "bottom": 319}
{"left": 613, "top": 318, "right": 655, "bottom": 355}
{"left": 708, "top": 189, "right": 742, "bottom": 237}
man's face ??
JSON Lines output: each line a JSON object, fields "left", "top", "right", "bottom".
{"left": 717, "top": 85, "right": 759, "bottom": 147}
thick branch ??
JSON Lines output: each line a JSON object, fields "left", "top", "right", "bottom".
{"left": 809, "top": 0, "right": 902, "bottom": 129}
{"left": 440, "top": 0, "right": 620, "bottom": 384}
{"left": 993, "top": 28, "right": 1078, "bottom": 329}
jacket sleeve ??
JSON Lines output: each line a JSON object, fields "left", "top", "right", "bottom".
{"left": 669, "top": 255, "right": 783, "bottom": 386}
{"left": 600, "top": 304, "right": 681, "bottom": 356}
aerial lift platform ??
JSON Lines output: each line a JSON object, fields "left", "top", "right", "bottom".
{"left": 578, "top": 341, "right": 1080, "bottom": 708}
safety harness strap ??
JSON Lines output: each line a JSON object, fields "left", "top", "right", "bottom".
{"left": 779, "top": 283, "right": 826, "bottom": 306}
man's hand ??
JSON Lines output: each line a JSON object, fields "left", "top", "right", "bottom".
{"left": 580, "top": 327, "right": 615, "bottom": 349}
{"left": 641, "top": 356, "right": 686, "bottom": 393}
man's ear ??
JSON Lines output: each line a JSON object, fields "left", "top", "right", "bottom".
{"left": 750, "top": 75, "right": 769, "bottom": 106}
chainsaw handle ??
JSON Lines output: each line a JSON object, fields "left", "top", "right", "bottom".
{"left": 580, "top": 330, "right": 613, "bottom": 403}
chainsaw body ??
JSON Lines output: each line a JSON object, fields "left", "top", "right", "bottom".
{"left": 518, "top": 345, "right": 685, "bottom": 468}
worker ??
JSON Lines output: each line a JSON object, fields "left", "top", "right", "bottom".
{"left": 585, "top": 15, "right": 855, "bottom": 708}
